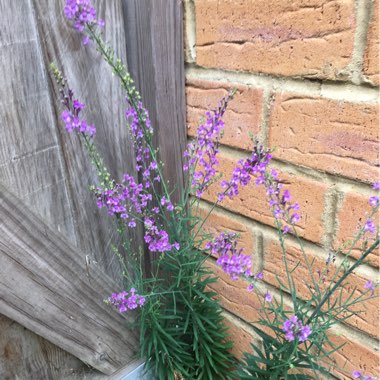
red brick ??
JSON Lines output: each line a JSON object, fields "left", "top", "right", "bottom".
{"left": 202, "top": 153, "right": 328, "bottom": 244}
{"left": 269, "top": 93, "right": 380, "bottom": 183}
{"left": 223, "top": 315, "right": 256, "bottom": 360}
{"left": 263, "top": 239, "right": 379, "bottom": 338}
{"left": 207, "top": 264, "right": 378, "bottom": 378}
{"left": 194, "top": 205, "right": 255, "bottom": 256}
{"left": 334, "top": 191, "right": 380, "bottom": 268}
{"left": 205, "top": 259, "right": 265, "bottom": 323}
{"left": 195, "top": 0, "right": 355, "bottom": 80}
{"left": 328, "top": 333, "right": 379, "bottom": 379}
{"left": 186, "top": 79, "right": 263, "bottom": 151}
{"left": 364, "top": 0, "right": 380, "bottom": 85}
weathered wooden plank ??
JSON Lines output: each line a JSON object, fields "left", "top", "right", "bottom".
{"left": 0, "top": 315, "right": 106, "bottom": 380}
{"left": 0, "top": 0, "right": 76, "bottom": 250}
{"left": 107, "top": 359, "right": 145, "bottom": 380}
{"left": 0, "top": 0, "right": 88, "bottom": 376}
{"left": 0, "top": 183, "right": 139, "bottom": 375}
{"left": 32, "top": 0, "right": 140, "bottom": 281}
{"left": 122, "top": 0, "right": 187, "bottom": 202}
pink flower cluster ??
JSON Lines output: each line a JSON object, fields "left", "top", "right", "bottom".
{"left": 282, "top": 315, "right": 312, "bottom": 343}
{"left": 206, "top": 232, "right": 252, "bottom": 281}
{"left": 60, "top": 89, "right": 96, "bottom": 136}
{"left": 125, "top": 102, "right": 157, "bottom": 186}
{"left": 265, "top": 171, "right": 301, "bottom": 233}
{"left": 95, "top": 174, "right": 151, "bottom": 220}
{"left": 352, "top": 370, "right": 378, "bottom": 380}
{"left": 107, "top": 288, "right": 145, "bottom": 313}
{"left": 184, "top": 92, "right": 234, "bottom": 198}
{"left": 219, "top": 142, "right": 272, "bottom": 202}
{"left": 64, "top": 0, "right": 104, "bottom": 43}
{"left": 364, "top": 182, "right": 380, "bottom": 235}
{"left": 144, "top": 218, "right": 180, "bottom": 253}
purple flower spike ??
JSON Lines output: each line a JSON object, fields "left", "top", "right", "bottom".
{"left": 219, "top": 142, "right": 272, "bottom": 200}
{"left": 64, "top": 0, "right": 100, "bottom": 32}
{"left": 107, "top": 288, "right": 146, "bottom": 313}
{"left": 264, "top": 291, "right": 272, "bottom": 302}
{"left": 369, "top": 196, "right": 379, "bottom": 207}
{"left": 352, "top": 371, "right": 378, "bottom": 380}
{"left": 206, "top": 232, "right": 252, "bottom": 281}
{"left": 184, "top": 92, "right": 234, "bottom": 197}
{"left": 364, "top": 280, "right": 376, "bottom": 295}
{"left": 290, "top": 213, "right": 301, "bottom": 224}
{"left": 143, "top": 217, "right": 178, "bottom": 253}
{"left": 364, "top": 219, "right": 376, "bottom": 234}
{"left": 59, "top": 87, "right": 96, "bottom": 136}
{"left": 282, "top": 315, "right": 312, "bottom": 343}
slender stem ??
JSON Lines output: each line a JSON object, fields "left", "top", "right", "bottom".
{"left": 290, "top": 223, "right": 321, "bottom": 303}
{"left": 273, "top": 217, "right": 298, "bottom": 310}
{"left": 326, "top": 206, "right": 379, "bottom": 293}
{"left": 191, "top": 184, "right": 234, "bottom": 242}
{"left": 86, "top": 25, "right": 179, "bottom": 238}
{"left": 306, "top": 238, "right": 379, "bottom": 324}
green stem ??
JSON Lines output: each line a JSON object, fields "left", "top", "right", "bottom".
{"left": 86, "top": 24, "right": 179, "bottom": 238}
{"left": 326, "top": 206, "right": 379, "bottom": 293}
{"left": 306, "top": 238, "right": 379, "bottom": 324}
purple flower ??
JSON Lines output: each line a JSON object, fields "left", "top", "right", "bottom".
{"left": 264, "top": 291, "right": 272, "bottom": 302}
{"left": 82, "top": 35, "right": 90, "bottom": 45}
{"left": 373, "top": 182, "right": 380, "bottom": 191}
{"left": 364, "top": 219, "right": 376, "bottom": 234}
{"left": 184, "top": 93, "right": 234, "bottom": 198}
{"left": 282, "top": 189, "right": 291, "bottom": 203}
{"left": 352, "top": 371, "right": 378, "bottom": 380}
{"left": 207, "top": 232, "right": 252, "bottom": 281}
{"left": 274, "top": 208, "right": 283, "bottom": 219}
{"left": 64, "top": 0, "right": 100, "bottom": 37}
{"left": 255, "top": 272, "right": 264, "bottom": 280}
{"left": 59, "top": 88, "right": 96, "bottom": 136}
{"left": 290, "top": 213, "right": 301, "bottom": 224}
{"left": 282, "top": 315, "right": 312, "bottom": 343}
{"left": 128, "top": 220, "right": 136, "bottom": 228}
{"left": 247, "top": 283, "right": 254, "bottom": 292}
{"left": 369, "top": 196, "right": 379, "bottom": 207}
{"left": 364, "top": 280, "right": 376, "bottom": 295}
{"left": 73, "top": 99, "right": 85, "bottom": 110}
{"left": 143, "top": 218, "right": 178, "bottom": 253}
{"left": 219, "top": 142, "right": 272, "bottom": 200}
{"left": 124, "top": 102, "right": 165, "bottom": 205}
{"left": 107, "top": 288, "right": 145, "bottom": 313}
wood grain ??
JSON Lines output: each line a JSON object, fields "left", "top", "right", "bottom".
{"left": 33, "top": 0, "right": 140, "bottom": 281}
{"left": 0, "top": 0, "right": 76, "bottom": 251}
{"left": 0, "top": 183, "right": 139, "bottom": 375}
{"left": 0, "top": 0, "right": 88, "bottom": 376}
{"left": 122, "top": 0, "right": 187, "bottom": 203}
{"left": 0, "top": 0, "right": 185, "bottom": 377}
{"left": 0, "top": 315, "right": 106, "bottom": 380}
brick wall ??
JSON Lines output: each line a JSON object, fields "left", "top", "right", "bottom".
{"left": 183, "top": 0, "right": 379, "bottom": 378}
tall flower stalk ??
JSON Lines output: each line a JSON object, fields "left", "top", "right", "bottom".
{"left": 54, "top": 2, "right": 237, "bottom": 379}
{"left": 54, "top": 2, "right": 379, "bottom": 379}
